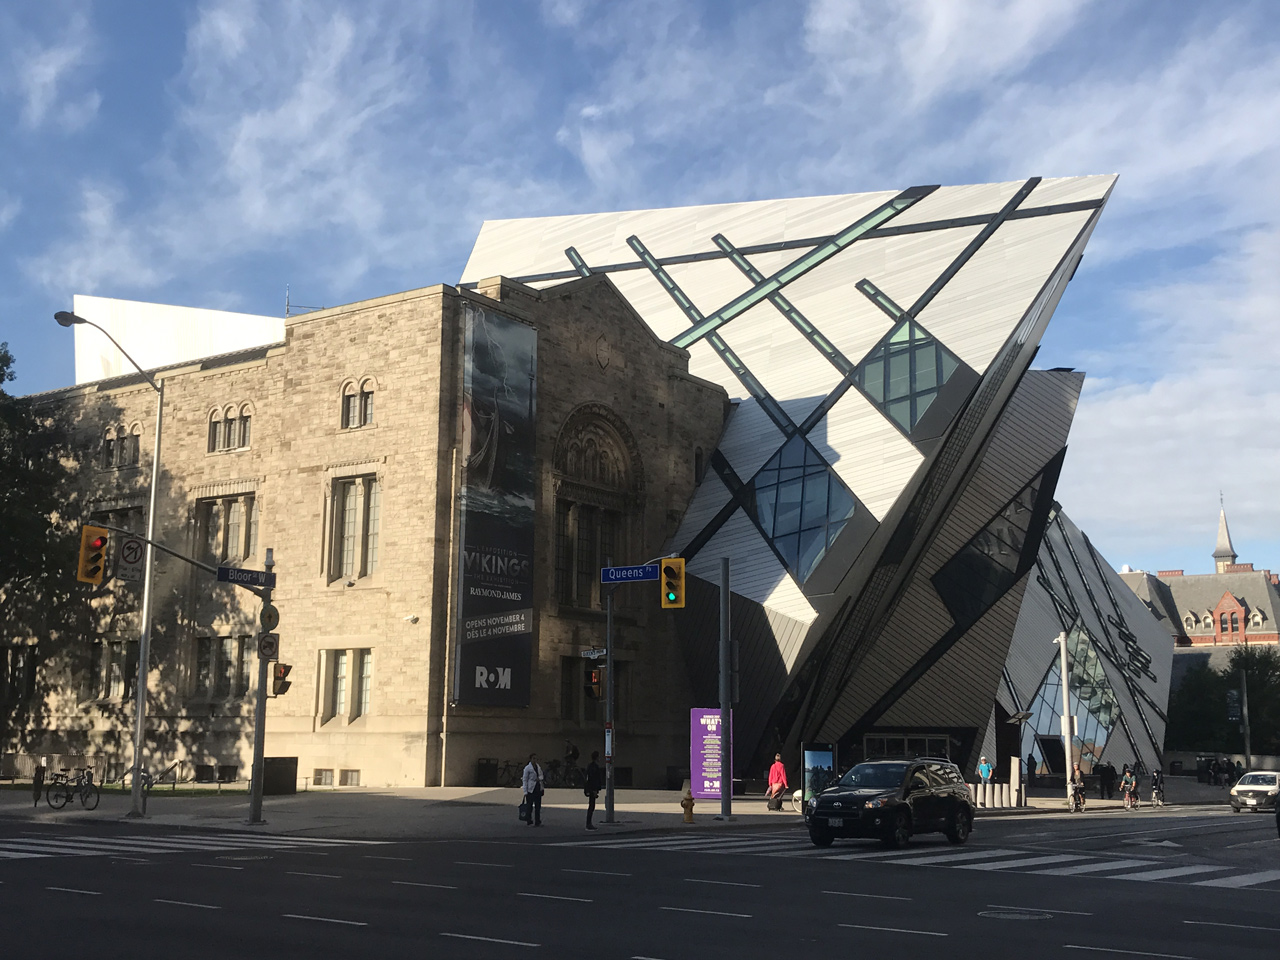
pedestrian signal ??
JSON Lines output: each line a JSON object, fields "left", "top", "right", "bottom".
{"left": 77, "top": 525, "right": 110, "bottom": 584}
{"left": 584, "top": 668, "right": 603, "bottom": 701}
{"left": 661, "top": 557, "right": 685, "bottom": 608}
{"left": 272, "top": 662, "right": 293, "bottom": 696}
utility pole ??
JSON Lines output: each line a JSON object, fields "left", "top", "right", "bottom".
{"left": 1056, "top": 631, "right": 1073, "bottom": 809}
{"left": 1239, "top": 668, "right": 1252, "bottom": 772}
{"left": 248, "top": 548, "right": 276, "bottom": 824}
{"left": 718, "top": 557, "right": 732, "bottom": 819}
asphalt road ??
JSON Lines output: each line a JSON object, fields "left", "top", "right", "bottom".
{"left": 1, "top": 807, "right": 1277, "bottom": 959}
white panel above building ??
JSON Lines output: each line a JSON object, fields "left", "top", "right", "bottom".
{"left": 687, "top": 510, "right": 817, "bottom": 626}
{"left": 71, "top": 295, "right": 283, "bottom": 386}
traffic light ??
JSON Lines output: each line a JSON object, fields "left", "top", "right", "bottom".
{"left": 660, "top": 557, "right": 685, "bottom": 608}
{"left": 272, "top": 663, "right": 292, "bottom": 696}
{"left": 584, "top": 667, "right": 603, "bottom": 701}
{"left": 76, "top": 525, "right": 110, "bottom": 584}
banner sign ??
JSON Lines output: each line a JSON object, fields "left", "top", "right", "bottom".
{"left": 454, "top": 303, "right": 538, "bottom": 706}
{"left": 802, "top": 742, "right": 837, "bottom": 802}
{"left": 691, "top": 708, "right": 732, "bottom": 800}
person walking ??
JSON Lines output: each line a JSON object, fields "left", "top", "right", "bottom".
{"left": 584, "top": 751, "right": 603, "bottom": 830}
{"left": 522, "top": 753, "right": 545, "bottom": 827}
{"left": 766, "top": 753, "right": 789, "bottom": 810}
{"left": 1026, "top": 752, "right": 1037, "bottom": 788}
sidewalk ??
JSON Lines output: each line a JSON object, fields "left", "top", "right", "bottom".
{"left": 0, "top": 775, "right": 1233, "bottom": 839}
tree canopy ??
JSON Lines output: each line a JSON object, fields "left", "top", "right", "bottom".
{"left": 1165, "top": 645, "right": 1280, "bottom": 756}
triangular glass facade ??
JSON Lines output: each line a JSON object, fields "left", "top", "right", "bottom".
{"left": 853, "top": 318, "right": 962, "bottom": 432}
{"left": 747, "top": 433, "right": 856, "bottom": 583}
{"left": 1023, "top": 620, "right": 1122, "bottom": 775}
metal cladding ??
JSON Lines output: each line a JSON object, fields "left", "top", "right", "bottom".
{"left": 462, "top": 175, "right": 1133, "bottom": 776}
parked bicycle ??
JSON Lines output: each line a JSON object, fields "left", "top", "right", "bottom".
{"left": 46, "top": 768, "right": 99, "bottom": 811}
{"left": 495, "top": 759, "right": 525, "bottom": 788}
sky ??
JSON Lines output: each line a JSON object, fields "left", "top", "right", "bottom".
{"left": 1, "top": 0, "right": 1277, "bottom": 578}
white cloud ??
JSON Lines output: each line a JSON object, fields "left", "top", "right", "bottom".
{"left": 0, "top": 191, "right": 19, "bottom": 231}
{"left": 13, "top": 11, "right": 100, "bottom": 131}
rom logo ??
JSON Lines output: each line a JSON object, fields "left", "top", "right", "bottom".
{"left": 475, "top": 666, "right": 512, "bottom": 690}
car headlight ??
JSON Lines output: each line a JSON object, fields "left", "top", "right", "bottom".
{"left": 1269, "top": 787, "right": 1279, "bottom": 795}
{"left": 808, "top": 796, "right": 819, "bottom": 809}
{"left": 1230, "top": 787, "right": 1239, "bottom": 796}
{"left": 864, "top": 797, "right": 889, "bottom": 809}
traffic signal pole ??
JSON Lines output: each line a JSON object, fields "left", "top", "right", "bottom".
{"left": 603, "top": 570, "right": 616, "bottom": 824}
{"left": 248, "top": 548, "right": 276, "bottom": 825}
{"left": 718, "top": 557, "right": 732, "bottom": 819}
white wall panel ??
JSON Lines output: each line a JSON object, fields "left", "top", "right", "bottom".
{"left": 808, "top": 389, "right": 923, "bottom": 520}
{"left": 669, "top": 475, "right": 734, "bottom": 555}
{"left": 714, "top": 398, "right": 787, "bottom": 481}
{"left": 914, "top": 210, "right": 1094, "bottom": 373}
{"left": 1026, "top": 175, "right": 1116, "bottom": 209}
{"left": 890, "top": 180, "right": 1025, "bottom": 226}
{"left": 687, "top": 511, "right": 817, "bottom": 625}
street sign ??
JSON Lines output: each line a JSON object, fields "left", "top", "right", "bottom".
{"left": 116, "top": 537, "right": 145, "bottom": 582}
{"left": 260, "top": 603, "right": 280, "bottom": 631}
{"left": 601, "top": 563, "right": 659, "bottom": 584}
{"left": 580, "top": 648, "right": 606, "bottom": 659}
{"left": 217, "top": 566, "right": 277, "bottom": 589}
{"left": 258, "top": 633, "right": 279, "bottom": 661}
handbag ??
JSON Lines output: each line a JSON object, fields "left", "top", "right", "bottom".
{"left": 518, "top": 796, "right": 531, "bottom": 822}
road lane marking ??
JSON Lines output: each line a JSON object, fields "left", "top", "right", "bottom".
{"left": 838, "top": 923, "right": 946, "bottom": 937}
{"left": 1117, "top": 866, "right": 1229, "bottom": 882}
{"left": 190, "top": 863, "right": 242, "bottom": 870}
{"left": 660, "top": 906, "right": 751, "bottom": 918}
{"left": 364, "top": 856, "right": 412, "bottom": 861}
{"left": 46, "top": 887, "right": 101, "bottom": 895}
{"left": 1192, "top": 869, "right": 1280, "bottom": 888}
{"left": 881, "top": 848, "right": 1026, "bottom": 866}
{"left": 1063, "top": 946, "right": 1194, "bottom": 959}
{"left": 454, "top": 861, "right": 512, "bottom": 867}
{"left": 562, "top": 868, "right": 631, "bottom": 877}
{"left": 826, "top": 845, "right": 1017, "bottom": 861}
{"left": 518, "top": 892, "right": 594, "bottom": 903}
{"left": 683, "top": 878, "right": 760, "bottom": 888}
{"left": 823, "top": 890, "right": 913, "bottom": 901}
{"left": 392, "top": 880, "right": 457, "bottom": 890}
{"left": 987, "top": 904, "right": 1093, "bottom": 916}
{"left": 283, "top": 914, "right": 368, "bottom": 926}
{"left": 155, "top": 899, "right": 220, "bottom": 910}
{"left": 1184, "top": 919, "right": 1280, "bottom": 932}
{"left": 441, "top": 933, "right": 539, "bottom": 947}
{"left": 958, "top": 854, "right": 1083, "bottom": 871}
{"left": 1030, "top": 859, "right": 1151, "bottom": 876}
{"left": 287, "top": 871, "right": 341, "bottom": 879}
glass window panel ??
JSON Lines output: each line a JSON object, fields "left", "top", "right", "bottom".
{"left": 887, "top": 351, "right": 911, "bottom": 400}
{"left": 862, "top": 359, "right": 884, "bottom": 402}
{"left": 797, "top": 527, "right": 825, "bottom": 581}
{"left": 941, "top": 352, "right": 958, "bottom": 382}
{"left": 826, "top": 519, "right": 848, "bottom": 548}
{"left": 801, "top": 473, "right": 828, "bottom": 530}
{"left": 887, "top": 398, "right": 911, "bottom": 430}
{"left": 774, "top": 479, "right": 804, "bottom": 535}
{"left": 779, "top": 467, "right": 804, "bottom": 483}
{"left": 217, "top": 638, "right": 234, "bottom": 698}
{"left": 239, "top": 415, "right": 251, "bottom": 448}
{"left": 775, "top": 533, "right": 800, "bottom": 570}
{"left": 913, "top": 350, "right": 938, "bottom": 391}
{"left": 828, "top": 480, "right": 855, "bottom": 522}
{"left": 340, "top": 482, "right": 358, "bottom": 578}
{"left": 756, "top": 484, "right": 777, "bottom": 535}
{"left": 207, "top": 420, "right": 218, "bottom": 453}
{"left": 890, "top": 323, "right": 910, "bottom": 344}
{"left": 333, "top": 650, "right": 347, "bottom": 715}
{"left": 779, "top": 436, "right": 804, "bottom": 468}
{"left": 361, "top": 390, "right": 374, "bottom": 425}
{"left": 755, "top": 468, "right": 778, "bottom": 487}
{"left": 364, "top": 479, "right": 381, "bottom": 575}
{"left": 227, "top": 500, "right": 243, "bottom": 561}
{"left": 247, "top": 498, "right": 259, "bottom": 557}
{"left": 554, "top": 500, "right": 573, "bottom": 604}
{"left": 805, "top": 443, "right": 824, "bottom": 466}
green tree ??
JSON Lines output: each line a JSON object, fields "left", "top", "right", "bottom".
{"left": 1165, "top": 646, "right": 1280, "bottom": 756}
{"left": 1225, "top": 646, "right": 1280, "bottom": 756}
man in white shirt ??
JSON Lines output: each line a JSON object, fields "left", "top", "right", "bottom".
{"left": 522, "top": 753, "right": 545, "bottom": 827}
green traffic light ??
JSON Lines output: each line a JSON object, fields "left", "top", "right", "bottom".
{"left": 666, "top": 591, "right": 677, "bottom": 601}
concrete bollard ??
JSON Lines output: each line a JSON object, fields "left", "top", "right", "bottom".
{"left": 1000, "top": 782, "right": 1010, "bottom": 808}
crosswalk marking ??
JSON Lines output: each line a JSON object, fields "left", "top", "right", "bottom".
{"left": 956, "top": 855, "right": 1083, "bottom": 871}
{"left": 0, "top": 833, "right": 381, "bottom": 861}
{"left": 1193, "top": 870, "right": 1280, "bottom": 888}
{"left": 551, "top": 834, "right": 1280, "bottom": 890}
{"left": 1031, "top": 859, "right": 1152, "bottom": 876}
{"left": 1117, "top": 866, "right": 1230, "bottom": 882}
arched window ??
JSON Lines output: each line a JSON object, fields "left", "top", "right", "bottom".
{"left": 222, "top": 406, "right": 237, "bottom": 450}
{"left": 102, "top": 428, "right": 116, "bottom": 468}
{"left": 208, "top": 410, "right": 222, "bottom": 453}
{"left": 238, "top": 404, "right": 252, "bottom": 448}
{"left": 1221, "top": 613, "right": 1230, "bottom": 634}
{"left": 553, "top": 405, "right": 642, "bottom": 610}
{"left": 1230, "top": 612, "right": 1239, "bottom": 633}
{"left": 342, "top": 379, "right": 376, "bottom": 429}
{"left": 128, "top": 424, "right": 142, "bottom": 465}
{"left": 1183, "top": 616, "right": 1195, "bottom": 630}
{"left": 359, "top": 379, "right": 375, "bottom": 426}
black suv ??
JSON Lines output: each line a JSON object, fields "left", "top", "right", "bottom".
{"left": 805, "top": 758, "right": 975, "bottom": 849}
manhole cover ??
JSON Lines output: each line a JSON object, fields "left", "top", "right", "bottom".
{"left": 216, "top": 854, "right": 272, "bottom": 861}
{"left": 979, "top": 910, "right": 1053, "bottom": 921}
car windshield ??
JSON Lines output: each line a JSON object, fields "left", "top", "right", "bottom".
{"left": 839, "top": 762, "right": 908, "bottom": 789}
{"left": 1238, "top": 774, "right": 1276, "bottom": 786}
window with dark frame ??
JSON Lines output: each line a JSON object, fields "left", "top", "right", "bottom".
{"left": 194, "top": 636, "right": 251, "bottom": 699}
{"left": 341, "top": 380, "right": 376, "bottom": 429}
{"left": 207, "top": 406, "right": 253, "bottom": 453}
{"left": 196, "top": 494, "right": 258, "bottom": 563}
{"left": 329, "top": 476, "right": 381, "bottom": 581}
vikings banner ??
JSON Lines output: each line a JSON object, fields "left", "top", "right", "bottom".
{"left": 455, "top": 303, "right": 538, "bottom": 706}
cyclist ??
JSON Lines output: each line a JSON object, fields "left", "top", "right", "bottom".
{"left": 1069, "top": 761, "right": 1086, "bottom": 812}
{"left": 1119, "top": 765, "right": 1138, "bottom": 809}
{"left": 1150, "top": 767, "right": 1165, "bottom": 807}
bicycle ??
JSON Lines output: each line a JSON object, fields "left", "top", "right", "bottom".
{"left": 1068, "top": 781, "right": 1086, "bottom": 813}
{"left": 46, "top": 768, "right": 100, "bottom": 811}
{"left": 1150, "top": 784, "right": 1165, "bottom": 807}
{"left": 495, "top": 760, "right": 524, "bottom": 788}
{"left": 789, "top": 789, "right": 804, "bottom": 813}
{"left": 1122, "top": 785, "right": 1140, "bottom": 810}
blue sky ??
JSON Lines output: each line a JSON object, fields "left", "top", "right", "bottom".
{"left": 2, "top": 0, "right": 1277, "bottom": 577}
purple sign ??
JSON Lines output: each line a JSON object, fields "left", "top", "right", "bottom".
{"left": 691, "top": 708, "right": 732, "bottom": 800}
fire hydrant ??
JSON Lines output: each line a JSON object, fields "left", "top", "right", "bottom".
{"left": 681, "top": 789, "right": 695, "bottom": 823}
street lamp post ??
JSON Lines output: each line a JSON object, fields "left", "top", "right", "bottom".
{"left": 56, "top": 311, "right": 163, "bottom": 819}
{"left": 1054, "top": 630, "right": 1073, "bottom": 810}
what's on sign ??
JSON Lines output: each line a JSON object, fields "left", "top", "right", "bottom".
{"left": 217, "top": 566, "right": 277, "bottom": 589}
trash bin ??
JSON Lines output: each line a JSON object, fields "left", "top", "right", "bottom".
{"left": 476, "top": 758, "right": 499, "bottom": 787}
{"left": 262, "top": 757, "right": 298, "bottom": 796}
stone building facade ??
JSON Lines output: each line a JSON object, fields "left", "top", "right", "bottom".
{"left": 14, "top": 276, "right": 727, "bottom": 787}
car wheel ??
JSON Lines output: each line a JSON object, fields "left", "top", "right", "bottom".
{"left": 945, "top": 807, "right": 972, "bottom": 845}
{"left": 882, "top": 810, "right": 911, "bottom": 849}
{"left": 1231, "top": 805, "right": 1241, "bottom": 813}
{"left": 808, "top": 827, "right": 834, "bottom": 848}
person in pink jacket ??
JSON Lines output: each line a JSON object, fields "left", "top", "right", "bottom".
{"left": 766, "top": 753, "right": 788, "bottom": 808}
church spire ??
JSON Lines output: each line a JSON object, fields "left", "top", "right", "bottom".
{"left": 1213, "top": 506, "right": 1237, "bottom": 573}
